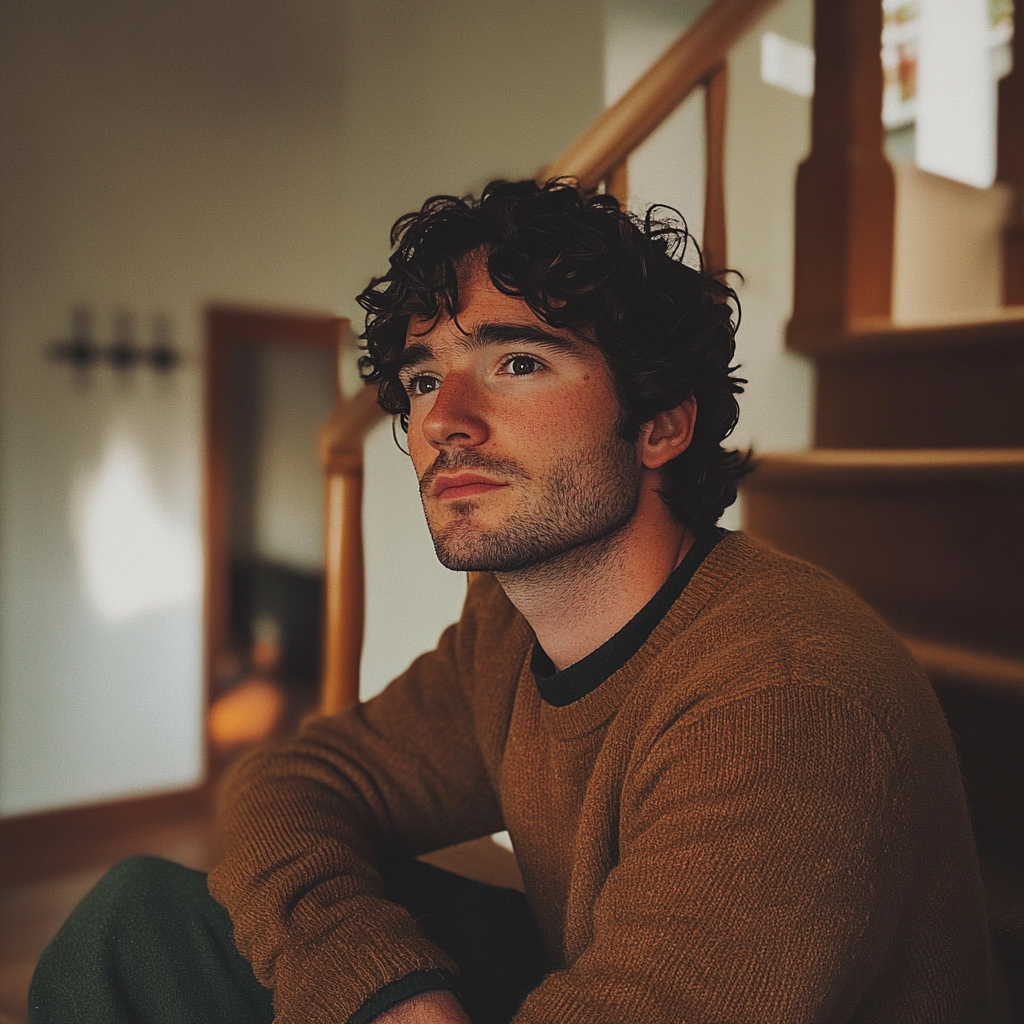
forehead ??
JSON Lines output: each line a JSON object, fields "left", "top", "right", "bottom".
{"left": 403, "top": 259, "right": 587, "bottom": 356}
{"left": 406, "top": 260, "right": 530, "bottom": 335}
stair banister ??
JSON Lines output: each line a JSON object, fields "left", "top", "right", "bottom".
{"left": 702, "top": 61, "right": 729, "bottom": 273}
{"left": 540, "top": 0, "right": 783, "bottom": 193}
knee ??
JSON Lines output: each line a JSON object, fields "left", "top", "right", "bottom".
{"left": 89, "top": 855, "right": 209, "bottom": 932}
{"left": 98, "top": 854, "right": 193, "bottom": 898}
{"left": 29, "top": 856, "right": 212, "bottom": 1021}
{"left": 40, "top": 856, "right": 206, "bottom": 958}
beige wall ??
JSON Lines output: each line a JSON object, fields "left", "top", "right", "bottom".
{"left": 723, "top": 0, "right": 815, "bottom": 465}
{"left": 0, "top": 0, "right": 603, "bottom": 813}
{"left": 891, "top": 163, "right": 1012, "bottom": 324}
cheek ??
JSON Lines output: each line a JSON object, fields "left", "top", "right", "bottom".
{"left": 550, "top": 379, "right": 621, "bottom": 440}
{"left": 504, "top": 394, "right": 615, "bottom": 453}
{"left": 405, "top": 411, "right": 434, "bottom": 476}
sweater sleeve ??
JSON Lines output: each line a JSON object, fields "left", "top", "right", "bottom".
{"left": 514, "top": 684, "right": 912, "bottom": 1024}
{"left": 207, "top": 576, "right": 510, "bottom": 1024}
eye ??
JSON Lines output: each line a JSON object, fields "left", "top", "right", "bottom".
{"left": 505, "top": 355, "right": 542, "bottom": 376}
{"left": 406, "top": 373, "right": 440, "bottom": 396}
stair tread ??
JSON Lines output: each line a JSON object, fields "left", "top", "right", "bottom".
{"left": 903, "top": 637, "right": 1024, "bottom": 695}
{"left": 746, "top": 448, "right": 1024, "bottom": 483}
{"left": 852, "top": 305, "right": 1024, "bottom": 333}
{"left": 795, "top": 307, "right": 1024, "bottom": 354}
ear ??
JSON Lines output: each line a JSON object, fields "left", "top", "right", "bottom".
{"left": 640, "top": 398, "right": 696, "bottom": 470}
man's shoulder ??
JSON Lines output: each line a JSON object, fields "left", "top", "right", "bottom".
{"left": 690, "top": 530, "right": 901, "bottom": 645}
{"left": 648, "top": 531, "right": 935, "bottom": 733}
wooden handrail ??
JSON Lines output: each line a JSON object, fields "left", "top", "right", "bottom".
{"left": 318, "top": 384, "right": 387, "bottom": 714}
{"left": 702, "top": 62, "right": 729, "bottom": 273}
{"left": 540, "top": 0, "right": 783, "bottom": 191}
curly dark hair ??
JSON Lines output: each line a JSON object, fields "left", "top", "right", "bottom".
{"left": 357, "top": 178, "right": 751, "bottom": 531}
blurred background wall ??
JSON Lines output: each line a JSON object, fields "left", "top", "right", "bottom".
{"left": 11, "top": 0, "right": 1004, "bottom": 817}
{"left": 0, "top": 0, "right": 607, "bottom": 815}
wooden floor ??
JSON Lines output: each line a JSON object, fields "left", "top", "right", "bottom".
{"left": 0, "top": 812, "right": 219, "bottom": 1024}
{"left": 0, "top": 806, "right": 519, "bottom": 1024}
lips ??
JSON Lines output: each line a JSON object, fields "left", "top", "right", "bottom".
{"left": 432, "top": 473, "right": 508, "bottom": 500}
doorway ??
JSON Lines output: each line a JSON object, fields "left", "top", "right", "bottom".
{"left": 204, "top": 306, "right": 345, "bottom": 757}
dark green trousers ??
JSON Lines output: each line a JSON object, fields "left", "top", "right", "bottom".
{"left": 29, "top": 855, "right": 547, "bottom": 1024}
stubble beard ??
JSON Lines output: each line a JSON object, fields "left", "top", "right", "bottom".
{"left": 418, "top": 439, "right": 642, "bottom": 577}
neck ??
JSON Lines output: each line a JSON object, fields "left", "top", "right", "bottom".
{"left": 495, "top": 486, "right": 693, "bottom": 671}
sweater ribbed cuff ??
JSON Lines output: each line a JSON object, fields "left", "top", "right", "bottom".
{"left": 348, "top": 969, "right": 458, "bottom": 1024}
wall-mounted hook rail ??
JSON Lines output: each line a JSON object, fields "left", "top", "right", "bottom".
{"left": 48, "top": 306, "right": 184, "bottom": 373}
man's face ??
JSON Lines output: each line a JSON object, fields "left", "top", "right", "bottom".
{"left": 399, "top": 259, "right": 643, "bottom": 574}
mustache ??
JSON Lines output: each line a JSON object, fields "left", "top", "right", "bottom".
{"left": 418, "top": 449, "right": 531, "bottom": 497}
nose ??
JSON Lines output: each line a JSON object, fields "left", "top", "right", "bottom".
{"left": 420, "top": 371, "right": 490, "bottom": 452}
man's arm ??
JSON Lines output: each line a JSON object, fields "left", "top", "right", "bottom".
{"left": 209, "top": 575, "right": 520, "bottom": 1024}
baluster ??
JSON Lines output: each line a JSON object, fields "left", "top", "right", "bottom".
{"left": 997, "top": 4, "right": 1024, "bottom": 304}
{"left": 318, "top": 380, "right": 385, "bottom": 714}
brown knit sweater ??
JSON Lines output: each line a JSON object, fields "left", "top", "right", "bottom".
{"left": 210, "top": 532, "right": 1003, "bottom": 1023}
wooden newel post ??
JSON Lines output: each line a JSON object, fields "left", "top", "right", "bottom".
{"left": 788, "top": 0, "right": 895, "bottom": 348}
{"left": 317, "top": 384, "right": 387, "bottom": 715}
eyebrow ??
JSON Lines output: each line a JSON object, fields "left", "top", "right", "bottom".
{"left": 398, "top": 321, "right": 578, "bottom": 374}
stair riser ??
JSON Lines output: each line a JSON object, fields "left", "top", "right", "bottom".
{"left": 742, "top": 479, "right": 1024, "bottom": 654}
{"left": 815, "top": 337, "right": 1024, "bottom": 449}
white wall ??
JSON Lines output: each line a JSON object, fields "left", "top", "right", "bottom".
{"left": 232, "top": 345, "right": 336, "bottom": 574}
{"left": 724, "top": 0, "right": 815, "bottom": 460}
{"left": 605, "top": 0, "right": 708, "bottom": 242}
{"left": 0, "top": 0, "right": 603, "bottom": 813}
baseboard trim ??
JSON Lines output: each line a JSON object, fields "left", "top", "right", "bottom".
{"left": 0, "top": 784, "right": 214, "bottom": 886}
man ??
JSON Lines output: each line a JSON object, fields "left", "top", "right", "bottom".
{"left": 31, "top": 179, "right": 1002, "bottom": 1022}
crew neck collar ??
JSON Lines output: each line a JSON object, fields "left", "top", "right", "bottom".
{"left": 531, "top": 528, "right": 725, "bottom": 707}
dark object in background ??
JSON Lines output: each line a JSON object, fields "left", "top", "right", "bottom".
{"left": 229, "top": 558, "right": 323, "bottom": 694}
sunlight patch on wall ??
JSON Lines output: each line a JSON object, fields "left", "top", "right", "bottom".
{"left": 72, "top": 432, "right": 201, "bottom": 623}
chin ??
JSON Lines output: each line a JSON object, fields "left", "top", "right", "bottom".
{"left": 425, "top": 467, "right": 641, "bottom": 574}
{"left": 430, "top": 518, "right": 634, "bottom": 575}
{"left": 430, "top": 537, "right": 531, "bottom": 574}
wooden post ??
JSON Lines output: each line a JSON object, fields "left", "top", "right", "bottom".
{"left": 318, "top": 381, "right": 387, "bottom": 715}
{"left": 997, "top": 9, "right": 1024, "bottom": 305}
{"left": 788, "top": 0, "right": 895, "bottom": 348}
{"left": 604, "top": 161, "right": 629, "bottom": 210}
{"left": 321, "top": 453, "right": 365, "bottom": 714}
{"left": 703, "top": 61, "right": 728, "bottom": 273}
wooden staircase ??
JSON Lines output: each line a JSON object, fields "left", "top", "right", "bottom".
{"left": 744, "top": 447, "right": 1024, "bottom": 654}
{"left": 536, "top": 0, "right": 1024, "bottom": 1008}
{"left": 736, "top": 0, "right": 1024, "bottom": 1011}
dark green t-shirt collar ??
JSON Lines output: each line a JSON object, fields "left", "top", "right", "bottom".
{"left": 531, "top": 528, "right": 725, "bottom": 707}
